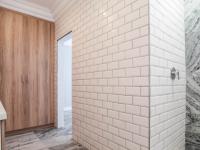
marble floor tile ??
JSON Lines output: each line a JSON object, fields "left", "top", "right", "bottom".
{"left": 48, "top": 142, "right": 88, "bottom": 150}
{"left": 6, "top": 132, "right": 46, "bottom": 150}
{"left": 40, "top": 134, "right": 72, "bottom": 148}
{"left": 6, "top": 111, "right": 87, "bottom": 150}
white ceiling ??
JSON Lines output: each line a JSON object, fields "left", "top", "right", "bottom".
{"left": 0, "top": 0, "right": 71, "bottom": 21}
{"left": 0, "top": 0, "right": 58, "bottom": 21}
{"left": 26, "top": 0, "right": 55, "bottom": 10}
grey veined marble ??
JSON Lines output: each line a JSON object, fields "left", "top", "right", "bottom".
{"left": 185, "top": 0, "right": 200, "bottom": 149}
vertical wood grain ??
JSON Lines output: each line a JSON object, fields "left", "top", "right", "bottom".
{"left": 1, "top": 121, "right": 5, "bottom": 150}
{"left": 50, "top": 24, "right": 55, "bottom": 124}
{"left": 0, "top": 7, "right": 55, "bottom": 132}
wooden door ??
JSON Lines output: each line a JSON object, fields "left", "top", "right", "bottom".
{"left": 0, "top": 7, "right": 55, "bottom": 132}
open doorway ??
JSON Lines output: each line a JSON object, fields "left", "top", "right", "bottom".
{"left": 57, "top": 32, "right": 72, "bottom": 129}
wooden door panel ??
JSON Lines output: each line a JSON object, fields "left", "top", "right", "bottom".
{"left": 0, "top": 7, "right": 55, "bottom": 132}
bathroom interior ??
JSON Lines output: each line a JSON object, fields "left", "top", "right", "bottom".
{"left": 0, "top": 0, "right": 199, "bottom": 150}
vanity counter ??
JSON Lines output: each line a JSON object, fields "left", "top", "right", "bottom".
{"left": 0, "top": 102, "right": 7, "bottom": 121}
{"left": 0, "top": 101, "right": 7, "bottom": 150}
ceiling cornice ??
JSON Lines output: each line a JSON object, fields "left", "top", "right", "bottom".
{"left": 0, "top": 0, "right": 54, "bottom": 21}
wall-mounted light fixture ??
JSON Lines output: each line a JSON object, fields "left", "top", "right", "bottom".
{"left": 170, "top": 67, "right": 180, "bottom": 80}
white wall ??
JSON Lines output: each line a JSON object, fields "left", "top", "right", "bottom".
{"left": 63, "top": 45, "right": 72, "bottom": 111}
{"left": 54, "top": 0, "right": 150, "bottom": 149}
{"left": 149, "top": 0, "right": 186, "bottom": 150}
{"left": 53, "top": 0, "right": 186, "bottom": 149}
{"left": 58, "top": 34, "right": 72, "bottom": 128}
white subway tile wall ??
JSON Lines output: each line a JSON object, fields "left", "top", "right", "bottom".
{"left": 53, "top": 0, "right": 186, "bottom": 149}
{"left": 149, "top": 0, "right": 186, "bottom": 150}
{"left": 54, "top": 0, "right": 150, "bottom": 149}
